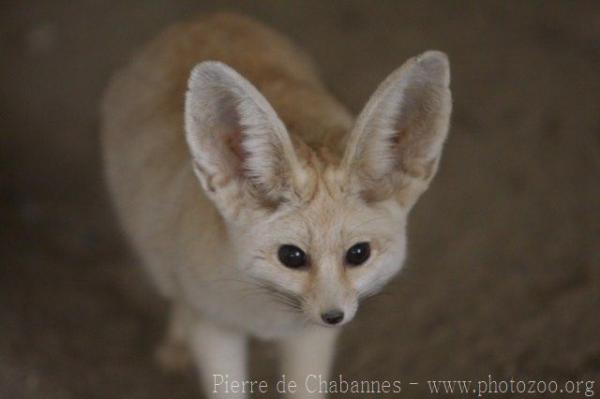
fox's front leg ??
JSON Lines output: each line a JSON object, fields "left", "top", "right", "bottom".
{"left": 280, "top": 327, "right": 340, "bottom": 398}
{"left": 156, "top": 305, "right": 191, "bottom": 372}
{"left": 186, "top": 315, "right": 248, "bottom": 398}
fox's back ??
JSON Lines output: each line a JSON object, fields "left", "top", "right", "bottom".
{"left": 102, "top": 13, "right": 352, "bottom": 183}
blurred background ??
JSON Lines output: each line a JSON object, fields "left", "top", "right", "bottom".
{"left": 1, "top": 1, "right": 599, "bottom": 398}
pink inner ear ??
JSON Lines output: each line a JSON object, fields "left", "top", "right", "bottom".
{"left": 223, "top": 126, "right": 250, "bottom": 177}
{"left": 225, "top": 127, "right": 245, "bottom": 159}
{"left": 215, "top": 95, "right": 249, "bottom": 173}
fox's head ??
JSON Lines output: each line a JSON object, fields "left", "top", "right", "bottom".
{"left": 185, "top": 51, "right": 451, "bottom": 327}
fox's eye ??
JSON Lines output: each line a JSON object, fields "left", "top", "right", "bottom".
{"left": 345, "top": 242, "right": 371, "bottom": 266}
{"left": 278, "top": 245, "right": 307, "bottom": 269}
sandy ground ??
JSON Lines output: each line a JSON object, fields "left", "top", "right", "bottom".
{"left": 1, "top": 1, "right": 599, "bottom": 398}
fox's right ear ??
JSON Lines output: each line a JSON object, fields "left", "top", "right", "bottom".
{"left": 341, "top": 51, "right": 452, "bottom": 209}
{"left": 185, "top": 62, "right": 306, "bottom": 218}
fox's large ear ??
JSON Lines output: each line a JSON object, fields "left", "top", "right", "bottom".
{"left": 341, "top": 51, "right": 452, "bottom": 209}
{"left": 185, "top": 62, "right": 305, "bottom": 215}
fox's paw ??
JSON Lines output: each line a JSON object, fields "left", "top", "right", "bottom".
{"left": 155, "top": 340, "right": 191, "bottom": 372}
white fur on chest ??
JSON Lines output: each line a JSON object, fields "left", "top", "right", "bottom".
{"left": 178, "top": 271, "right": 307, "bottom": 339}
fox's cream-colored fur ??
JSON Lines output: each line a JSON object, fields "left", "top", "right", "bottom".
{"left": 101, "top": 13, "right": 451, "bottom": 398}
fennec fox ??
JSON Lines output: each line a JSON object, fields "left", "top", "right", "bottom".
{"left": 101, "top": 13, "right": 451, "bottom": 398}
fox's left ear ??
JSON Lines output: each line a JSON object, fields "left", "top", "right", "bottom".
{"left": 341, "top": 51, "right": 452, "bottom": 209}
{"left": 185, "top": 62, "right": 307, "bottom": 217}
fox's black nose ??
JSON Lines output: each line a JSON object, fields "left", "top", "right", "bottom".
{"left": 321, "top": 310, "right": 344, "bottom": 325}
